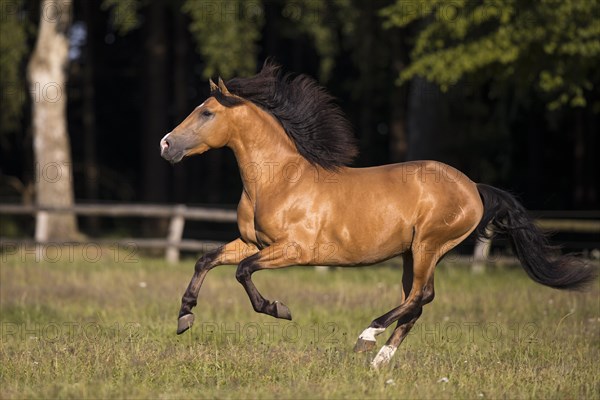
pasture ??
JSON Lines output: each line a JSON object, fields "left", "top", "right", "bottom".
{"left": 1, "top": 249, "right": 598, "bottom": 399}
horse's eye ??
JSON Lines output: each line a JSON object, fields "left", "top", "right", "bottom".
{"left": 202, "top": 110, "right": 213, "bottom": 117}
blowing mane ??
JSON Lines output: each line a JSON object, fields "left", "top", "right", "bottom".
{"left": 212, "top": 62, "right": 358, "bottom": 170}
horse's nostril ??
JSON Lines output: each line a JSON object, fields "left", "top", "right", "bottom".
{"left": 160, "top": 137, "right": 170, "bottom": 152}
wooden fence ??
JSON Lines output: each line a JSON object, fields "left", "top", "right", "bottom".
{"left": 0, "top": 203, "right": 236, "bottom": 264}
{"left": 0, "top": 203, "right": 598, "bottom": 266}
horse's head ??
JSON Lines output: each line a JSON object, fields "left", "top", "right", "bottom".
{"left": 160, "top": 79, "right": 241, "bottom": 163}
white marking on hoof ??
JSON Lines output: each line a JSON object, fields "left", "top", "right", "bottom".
{"left": 371, "top": 345, "right": 397, "bottom": 369}
{"left": 358, "top": 327, "right": 385, "bottom": 342}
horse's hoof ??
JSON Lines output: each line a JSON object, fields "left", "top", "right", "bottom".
{"left": 354, "top": 338, "right": 376, "bottom": 353}
{"left": 177, "top": 313, "right": 195, "bottom": 334}
{"left": 274, "top": 301, "right": 292, "bottom": 320}
{"left": 370, "top": 345, "right": 397, "bottom": 369}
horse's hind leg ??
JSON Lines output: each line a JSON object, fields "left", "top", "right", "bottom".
{"left": 354, "top": 246, "right": 438, "bottom": 362}
{"left": 368, "top": 229, "right": 475, "bottom": 368}
{"left": 354, "top": 252, "right": 414, "bottom": 352}
{"left": 371, "top": 273, "right": 435, "bottom": 369}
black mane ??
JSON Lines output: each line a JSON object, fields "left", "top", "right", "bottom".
{"left": 212, "top": 62, "right": 358, "bottom": 170}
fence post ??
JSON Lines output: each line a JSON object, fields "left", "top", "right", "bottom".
{"left": 35, "top": 210, "right": 49, "bottom": 242}
{"left": 166, "top": 205, "right": 186, "bottom": 264}
{"left": 35, "top": 210, "right": 49, "bottom": 260}
{"left": 472, "top": 230, "right": 492, "bottom": 273}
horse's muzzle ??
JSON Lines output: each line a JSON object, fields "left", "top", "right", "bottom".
{"left": 160, "top": 133, "right": 185, "bottom": 163}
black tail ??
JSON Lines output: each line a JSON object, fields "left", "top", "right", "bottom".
{"left": 475, "top": 184, "right": 597, "bottom": 291}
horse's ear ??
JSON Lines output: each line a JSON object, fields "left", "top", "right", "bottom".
{"left": 218, "top": 77, "right": 231, "bottom": 95}
{"left": 209, "top": 78, "right": 218, "bottom": 93}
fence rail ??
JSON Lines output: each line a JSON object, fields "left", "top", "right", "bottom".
{"left": 0, "top": 203, "right": 236, "bottom": 264}
{"left": 0, "top": 204, "right": 237, "bottom": 221}
{"left": 1, "top": 203, "right": 598, "bottom": 266}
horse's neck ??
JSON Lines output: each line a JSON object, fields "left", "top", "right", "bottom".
{"left": 228, "top": 109, "right": 309, "bottom": 200}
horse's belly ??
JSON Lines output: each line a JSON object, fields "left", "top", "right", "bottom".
{"left": 301, "top": 199, "right": 414, "bottom": 266}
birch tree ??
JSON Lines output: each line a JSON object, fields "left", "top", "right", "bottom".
{"left": 27, "top": 0, "right": 79, "bottom": 240}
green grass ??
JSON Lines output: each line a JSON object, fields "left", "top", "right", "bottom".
{"left": 1, "top": 249, "right": 598, "bottom": 399}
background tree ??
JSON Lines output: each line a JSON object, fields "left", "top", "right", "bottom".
{"left": 1, "top": 0, "right": 598, "bottom": 243}
{"left": 0, "top": 0, "right": 28, "bottom": 135}
{"left": 183, "top": 0, "right": 264, "bottom": 79}
{"left": 27, "top": 0, "right": 79, "bottom": 240}
{"left": 381, "top": 0, "right": 600, "bottom": 206}
{"left": 0, "top": 0, "right": 32, "bottom": 204}
{"left": 381, "top": 0, "right": 600, "bottom": 109}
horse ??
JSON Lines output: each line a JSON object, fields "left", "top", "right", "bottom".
{"left": 160, "top": 62, "right": 596, "bottom": 369}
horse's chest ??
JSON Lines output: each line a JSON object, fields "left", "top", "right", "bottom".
{"left": 236, "top": 202, "right": 280, "bottom": 248}
{"left": 252, "top": 211, "right": 283, "bottom": 248}
{"left": 253, "top": 202, "right": 311, "bottom": 246}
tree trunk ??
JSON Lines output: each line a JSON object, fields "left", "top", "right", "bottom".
{"left": 141, "top": 0, "right": 169, "bottom": 240}
{"left": 526, "top": 113, "right": 543, "bottom": 207}
{"left": 406, "top": 77, "right": 442, "bottom": 161}
{"left": 27, "top": 0, "right": 79, "bottom": 241}
{"left": 82, "top": 0, "right": 99, "bottom": 232}
{"left": 357, "top": 1, "right": 375, "bottom": 164}
{"left": 173, "top": 8, "right": 188, "bottom": 203}
{"left": 572, "top": 108, "right": 585, "bottom": 207}
{"left": 388, "top": 28, "right": 408, "bottom": 163}
{"left": 141, "top": 0, "right": 169, "bottom": 204}
{"left": 584, "top": 107, "right": 597, "bottom": 206}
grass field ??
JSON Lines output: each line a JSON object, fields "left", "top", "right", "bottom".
{"left": 1, "top": 248, "right": 598, "bottom": 399}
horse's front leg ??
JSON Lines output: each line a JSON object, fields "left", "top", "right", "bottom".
{"left": 235, "top": 243, "right": 300, "bottom": 320}
{"left": 177, "top": 238, "right": 258, "bottom": 334}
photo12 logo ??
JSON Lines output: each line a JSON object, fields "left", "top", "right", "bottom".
{"left": 1, "top": 321, "right": 142, "bottom": 344}
{"left": 0, "top": 81, "right": 64, "bottom": 106}
{"left": 35, "top": 161, "right": 72, "bottom": 183}
{"left": 30, "top": 81, "right": 64, "bottom": 103}
{"left": 240, "top": 161, "right": 339, "bottom": 184}
{"left": 0, "top": 242, "right": 139, "bottom": 264}
{"left": 192, "top": 1, "right": 263, "bottom": 22}
{"left": 409, "top": 321, "right": 539, "bottom": 344}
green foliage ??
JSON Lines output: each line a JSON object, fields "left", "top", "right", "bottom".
{"left": 100, "top": 0, "right": 348, "bottom": 81}
{"left": 101, "top": 0, "right": 140, "bottom": 35}
{"left": 183, "top": 0, "right": 264, "bottom": 78}
{"left": 280, "top": 0, "right": 345, "bottom": 81}
{"left": 381, "top": 0, "right": 600, "bottom": 109}
{"left": 0, "top": 0, "right": 29, "bottom": 134}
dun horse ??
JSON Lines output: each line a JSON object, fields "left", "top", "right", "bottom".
{"left": 160, "top": 62, "right": 595, "bottom": 368}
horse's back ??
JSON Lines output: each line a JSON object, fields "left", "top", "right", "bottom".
{"left": 308, "top": 160, "right": 484, "bottom": 263}
{"left": 341, "top": 160, "right": 478, "bottom": 200}
{"left": 385, "top": 160, "right": 484, "bottom": 244}
{"left": 346, "top": 160, "right": 483, "bottom": 232}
